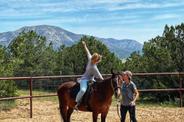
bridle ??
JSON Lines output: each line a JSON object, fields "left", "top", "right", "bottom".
{"left": 111, "top": 74, "right": 122, "bottom": 92}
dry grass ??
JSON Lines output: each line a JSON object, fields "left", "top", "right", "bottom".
{"left": 0, "top": 99, "right": 184, "bottom": 122}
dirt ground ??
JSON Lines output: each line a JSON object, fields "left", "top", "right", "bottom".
{"left": 0, "top": 99, "right": 184, "bottom": 122}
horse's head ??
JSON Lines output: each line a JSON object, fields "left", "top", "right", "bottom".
{"left": 111, "top": 69, "right": 123, "bottom": 99}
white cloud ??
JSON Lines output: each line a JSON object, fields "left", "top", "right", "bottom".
{"left": 1, "top": 0, "right": 184, "bottom": 17}
{"left": 108, "top": 1, "right": 184, "bottom": 11}
{"left": 0, "top": 0, "right": 184, "bottom": 43}
{"left": 152, "top": 14, "right": 180, "bottom": 20}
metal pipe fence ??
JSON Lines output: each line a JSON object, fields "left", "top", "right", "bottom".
{"left": 0, "top": 73, "right": 183, "bottom": 118}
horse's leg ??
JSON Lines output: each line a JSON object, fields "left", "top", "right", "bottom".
{"left": 59, "top": 105, "right": 68, "bottom": 122}
{"left": 92, "top": 112, "right": 98, "bottom": 122}
{"left": 67, "top": 107, "right": 74, "bottom": 122}
{"left": 101, "top": 111, "right": 108, "bottom": 122}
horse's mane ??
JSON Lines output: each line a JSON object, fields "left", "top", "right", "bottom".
{"left": 95, "top": 76, "right": 112, "bottom": 86}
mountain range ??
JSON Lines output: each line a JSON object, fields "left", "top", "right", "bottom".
{"left": 0, "top": 25, "right": 143, "bottom": 58}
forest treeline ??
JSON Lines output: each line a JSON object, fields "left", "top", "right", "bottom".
{"left": 0, "top": 23, "right": 184, "bottom": 103}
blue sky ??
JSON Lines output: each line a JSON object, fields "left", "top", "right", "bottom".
{"left": 0, "top": 0, "right": 184, "bottom": 43}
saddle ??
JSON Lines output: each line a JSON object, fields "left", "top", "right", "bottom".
{"left": 70, "top": 80, "right": 95, "bottom": 110}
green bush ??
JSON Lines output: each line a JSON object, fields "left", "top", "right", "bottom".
{"left": 0, "top": 80, "right": 17, "bottom": 97}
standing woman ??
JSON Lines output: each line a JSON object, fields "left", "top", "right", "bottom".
{"left": 75, "top": 41, "right": 104, "bottom": 109}
{"left": 120, "top": 71, "right": 139, "bottom": 122}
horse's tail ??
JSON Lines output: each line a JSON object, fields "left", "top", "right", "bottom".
{"left": 57, "top": 81, "right": 69, "bottom": 106}
{"left": 57, "top": 85, "right": 62, "bottom": 111}
{"left": 57, "top": 83, "right": 68, "bottom": 109}
{"left": 57, "top": 81, "right": 76, "bottom": 103}
{"left": 57, "top": 84, "right": 68, "bottom": 122}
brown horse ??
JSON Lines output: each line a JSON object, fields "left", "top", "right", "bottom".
{"left": 57, "top": 71, "right": 123, "bottom": 122}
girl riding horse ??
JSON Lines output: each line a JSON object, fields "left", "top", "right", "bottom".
{"left": 57, "top": 71, "right": 122, "bottom": 122}
{"left": 75, "top": 41, "right": 104, "bottom": 109}
{"left": 57, "top": 41, "right": 122, "bottom": 122}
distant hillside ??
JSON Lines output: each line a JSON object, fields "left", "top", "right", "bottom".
{"left": 0, "top": 25, "right": 143, "bottom": 58}
{"left": 99, "top": 38, "right": 142, "bottom": 58}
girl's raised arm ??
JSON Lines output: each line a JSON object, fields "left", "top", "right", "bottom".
{"left": 82, "top": 41, "right": 92, "bottom": 60}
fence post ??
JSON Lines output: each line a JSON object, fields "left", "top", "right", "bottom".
{"left": 179, "top": 74, "right": 183, "bottom": 107}
{"left": 29, "top": 78, "right": 33, "bottom": 118}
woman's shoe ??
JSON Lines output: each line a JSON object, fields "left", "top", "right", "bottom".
{"left": 74, "top": 103, "right": 79, "bottom": 111}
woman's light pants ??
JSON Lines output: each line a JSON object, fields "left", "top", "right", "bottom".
{"left": 75, "top": 80, "right": 88, "bottom": 103}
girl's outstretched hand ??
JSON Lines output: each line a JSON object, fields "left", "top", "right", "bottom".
{"left": 82, "top": 41, "right": 86, "bottom": 46}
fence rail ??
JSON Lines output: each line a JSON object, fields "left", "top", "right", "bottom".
{"left": 0, "top": 72, "right": 183, "bottom": 118}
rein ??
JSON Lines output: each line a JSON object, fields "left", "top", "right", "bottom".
{"left": 110, "top": 75, "right": 122, "bottom": 120}
{"left": 116, "top": 98, "right": 121, "bottom": 119}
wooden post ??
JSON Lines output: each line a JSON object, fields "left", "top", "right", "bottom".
{"left": 29, "top": 78, "right": 33, "bottom": 118}
{"left": 179, "top": 74, "right": 183, "bottom": 107}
